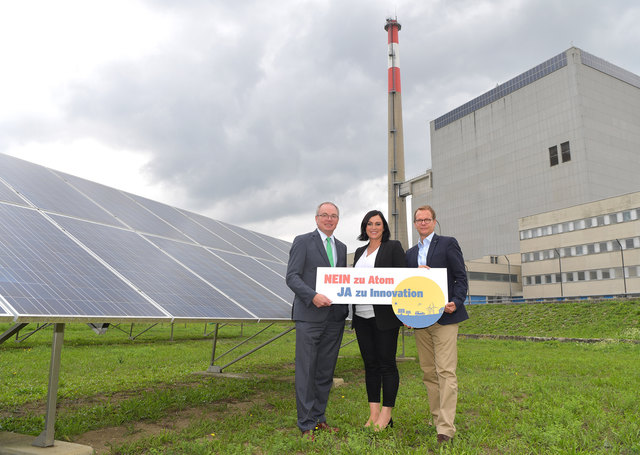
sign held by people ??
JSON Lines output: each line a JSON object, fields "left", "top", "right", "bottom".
{"left": 316, "top": 267, "right": 448, "bottom": 328}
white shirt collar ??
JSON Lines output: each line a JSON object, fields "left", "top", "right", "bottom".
{"left": 317, "top": 228, "right": 333, "bottom": 243}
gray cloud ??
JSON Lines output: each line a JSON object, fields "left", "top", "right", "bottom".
{"left": 2, "top": 0, "right": 639, "bottom": 236}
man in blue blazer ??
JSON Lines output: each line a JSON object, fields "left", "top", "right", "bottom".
{"left": 286, "top": 202, "right": 349, "bottom": 437}
{"left": 405, "top": 205, "right": 468, "bottom": 444}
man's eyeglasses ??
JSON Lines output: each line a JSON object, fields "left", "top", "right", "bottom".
{"left": 317, "top": 213, "right": 339, "bottom": 220}
{"left": 414, "top": 218, "right": 433, "bottom": 224}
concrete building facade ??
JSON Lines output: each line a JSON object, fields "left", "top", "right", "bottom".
{"left": 519, "top": 192, "right": 640, "bottom": 299}
{"left": 407, "top": 47, "right": 640, "bottom": 263}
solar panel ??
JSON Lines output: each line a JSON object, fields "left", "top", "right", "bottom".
{"left": 129, "top": 195, "right": 243, "bottom": 252}
{"left": 148, "top": 237, "right": 291, "bottom": 319}
{"left": 0, "top": 179, "right": 27, "bottom": 206}
{"left": 51, "top": 215, "right": 258, "bottom": 321}
{"left": 0, "top": 203, "right": 168, "bottom": 321}
{"left": 215, "top": 251, "right": 294, "bottom": 304}
{"left": 434, "top": 52, "right": 568, "bottom": 129}
{"left": 0, "top": 154, "right": 125, "bottom": 226}
{"left": 0, "top": 153, "right": 293, "bottom": 324}
{"left": 581, "top": 50, "right": 640, "bottom": 89}
{"left": 181, "top": 210, "right": 280, "bottom": 260}
{"left": 0, "top": 153, "right": 296, "bottom": 448}
{"left": 218, "top": 221, "right": 290, "bottom": 262}
{"left": 59, "top": 171, "right": 191, "bottom": 241}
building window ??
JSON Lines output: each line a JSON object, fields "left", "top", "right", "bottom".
{"left": 560, "top": 141, "right": 571, "bottom": 162}
{"left": 490, "top": 256, "right": 499, "bottom": 264}
{"left": 549, "top": 146, "right": 559, "bottom": 166}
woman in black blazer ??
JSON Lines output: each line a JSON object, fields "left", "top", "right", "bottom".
{"left": 352, "top": 210, "right": 405, "bottom": 431}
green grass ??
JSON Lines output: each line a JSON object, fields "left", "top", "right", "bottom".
{"left": 1, "top": 300, "right": 639, "bottom": 454}
{"left": 463, "top": 300, "right": 640, "bottom": 339}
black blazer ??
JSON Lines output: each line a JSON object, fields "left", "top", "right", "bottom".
{"left": 352, "top": 239, "right": 405, "bottom": 330}
{"left": 405, "top": 233, "right": 469, "bottom": 325}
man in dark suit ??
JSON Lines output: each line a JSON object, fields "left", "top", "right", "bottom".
{"left": 286, "top": 202, "right": 349, "bottom": 437}
{"left": 405, "top": 205, "right": 468, "bottom": 444}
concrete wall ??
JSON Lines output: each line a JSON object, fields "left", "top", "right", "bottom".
{"left": 411, "top": 48, "right": 640, "bottom": 262}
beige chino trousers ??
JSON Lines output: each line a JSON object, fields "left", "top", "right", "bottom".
{"left": 414, "top": 322, "right": 459, "bottom": 438}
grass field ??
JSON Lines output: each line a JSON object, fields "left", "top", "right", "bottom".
{"left": 1, "top": 300, "right": 639, "bottom": 454}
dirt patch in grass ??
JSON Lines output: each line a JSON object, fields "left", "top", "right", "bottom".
{"left": 0, "top": 381, "right": 206, "bottom": 420}
{"left": 2, "top": 374, "right": 293, "bottom": 454}
{"left": 72, "top": 396, "right": 271, "bottom": 454}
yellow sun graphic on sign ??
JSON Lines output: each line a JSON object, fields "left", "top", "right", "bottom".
{"left": 392, "top": 276, "right": 446, "bottom": 328}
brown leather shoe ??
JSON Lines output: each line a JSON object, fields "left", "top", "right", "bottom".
{"left": 315, "top": 422, "right": 339, "bottom": 433}
{"left": 301, "top": 429, "right": 314, "bottom": 440}
{"left": 437, "top": 434, "right": 452, "bottom": 444}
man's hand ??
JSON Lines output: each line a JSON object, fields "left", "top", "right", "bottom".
{"left": 312, "top": 293, "right": 332, "bottom": 308}
{"left": 444, "top": 301, "right": 457, "bottom": 313}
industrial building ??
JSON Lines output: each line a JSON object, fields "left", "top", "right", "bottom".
{"left": 519, "top": 192, "right": 640, "bottom": 299}
{"left": 401, "top": 47, "right": 640, "bottom": 301}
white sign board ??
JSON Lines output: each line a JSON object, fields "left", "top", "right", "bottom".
{"left": 316, "top": 267, "right": 448, "bottom": 328}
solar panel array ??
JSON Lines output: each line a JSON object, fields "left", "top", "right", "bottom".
{"left": 434, "top": 51, "right": 568, "bottom": 130}
{"left": 581, "top": 50, "right": 640, "bottom": 90}
{"left": 0, "top": 153, "right": 293, "bottom": 323}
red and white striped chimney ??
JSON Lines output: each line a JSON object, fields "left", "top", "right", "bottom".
{"left": 386, "top": 18, "right": 402, "bottom": 94}
{"left": 385, "top": 17, "right": 408, "bottom": 248}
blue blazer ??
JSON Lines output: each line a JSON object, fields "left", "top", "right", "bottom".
{"left": 405, "top": 234, "right": 469, "bottom": 325}
{"left": 352, "top": 239, "right": 405, "bottom": 330}
{"left": 286, "top": 230, "right": 349, "bottom": 322}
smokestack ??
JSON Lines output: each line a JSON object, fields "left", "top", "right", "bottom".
{"left": 385, "top": 18, "right": 408, "bottom": 249}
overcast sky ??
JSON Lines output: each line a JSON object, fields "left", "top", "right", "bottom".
{"left": 1, "top": 0, "right": 639, "bottom": 252}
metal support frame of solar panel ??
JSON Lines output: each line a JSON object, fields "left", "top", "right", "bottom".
{"left": 0, "top": 153, "right": 298, "bottom": 449}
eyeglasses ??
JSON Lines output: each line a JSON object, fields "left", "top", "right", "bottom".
{"left": 414, "top": 218, "right": 433, "bottom": 224}
{"left": 317, "top": 213, "right": 339, "bottom": 220}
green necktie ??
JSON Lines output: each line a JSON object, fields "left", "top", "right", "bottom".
{"left": 326, "top": 237, "right": 335, "bottom": 267}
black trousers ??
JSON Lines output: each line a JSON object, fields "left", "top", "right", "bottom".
{"left": 352, "top": 314, "right": 400, "bottom": 407}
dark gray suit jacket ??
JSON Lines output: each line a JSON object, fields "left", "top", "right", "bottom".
{"left": 286, "top": 229, "right": 349, "bottom": 322}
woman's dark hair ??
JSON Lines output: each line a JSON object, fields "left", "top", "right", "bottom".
{"left": 357, "top": 210, "right": 391, "bottom": 242}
